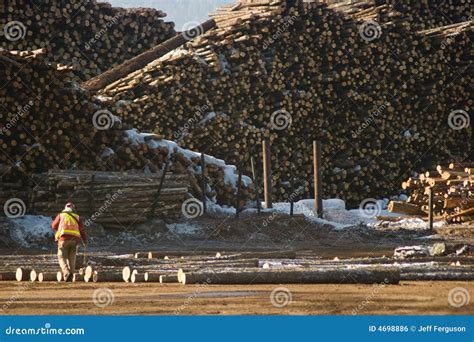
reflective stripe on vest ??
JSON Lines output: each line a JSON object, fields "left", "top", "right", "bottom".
{"left": 56, "top": 212, "right": 81, "bottom": 240}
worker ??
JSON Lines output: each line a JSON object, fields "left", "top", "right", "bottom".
{"left": 51, "top": 202, "right": 88, "bottom": 282}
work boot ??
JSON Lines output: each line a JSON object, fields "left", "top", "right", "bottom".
{"left": 65, "top": 273, "right": 73, "bottom": 282}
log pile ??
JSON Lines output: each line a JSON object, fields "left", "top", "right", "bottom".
{"left": 0, "top": 49, "right": 252, "bottom": 212}
{"left": 30, "top": 170, "right": 192, "bottom": 227}
{"left": 100, "top": 0, "right": 472, "bottom": 207}
{"left": 0, "top": 0, "right": 176, "bottom": 80}
{"left": 389, "top": 163, "right": 474, "bottom": 223}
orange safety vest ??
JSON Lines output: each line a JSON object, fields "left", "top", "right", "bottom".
{"left": 55, "top": 212, "right": 81, "bottom": 241}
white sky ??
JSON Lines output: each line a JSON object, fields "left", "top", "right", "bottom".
{"left": 107, "top": 0, "right": 234, "bottom": 29}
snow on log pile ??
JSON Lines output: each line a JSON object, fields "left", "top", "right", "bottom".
{"left": 100, "top": 0, "right": 472, "bottom": 207}
{"left": 0, "top": 49, "right": 253, "bottom": 213}
{"left": 0, "top": 0, "right": 176, "bottom": 81}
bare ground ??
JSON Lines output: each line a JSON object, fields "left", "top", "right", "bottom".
{"left": 0, "top": 281, "right": 472, "bottom": 315}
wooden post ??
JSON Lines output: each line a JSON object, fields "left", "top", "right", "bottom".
{"left": 313, "top": 141, "right": 323, "bottom": 217}
{"left": 235, "top": 160, "right": 243, "bottom": 218}
{"left": 88, "top": 173, "right": 95, "bottom": 218}
{"left": 262, "top": 138, "right": 273, "bottom": 209}
{"left": 150, "top": 161, "right": 169, "bottom": 217}
{"left": 290, "top": 165, "right": 295, "bottom": 217}
{"left": 428, "top": 187, "right": 434, "bottom": 231}
{"left": 201, "top": 153, "right": 207, "bottom": 214}
{"left": 250, "top": 156, "right": 261, "bottom": 214}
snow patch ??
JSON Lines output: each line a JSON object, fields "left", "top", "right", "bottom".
{"left": 9, "top": 215, "right": 53, "bottom": 247}
{"left": 166, "top": 223, "right": 201, "bottom": 236}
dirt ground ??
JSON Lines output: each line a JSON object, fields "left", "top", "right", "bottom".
{"left": 0, "top": 281, "right": 472, "bottom": 315}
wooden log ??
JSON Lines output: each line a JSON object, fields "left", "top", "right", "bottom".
{"left": 93, "top": 272, "right": 124, "bottom": 282}
{"left": 181, "top": 269, "right": 400, "bottom": 285}
{"left": 131, "top": 273, "right": 146, "bottom": 283}
{"left": 387, "top": 201, "right": 424, "bottom": 215}
{"left": 16, "top": 268, "right": 32, "bottom": 282}
{"left": 0, "top": 272, "right": 17, "bottom": 281}
{"left": 144, "top": 272, "right": 162, "bottom": 282}
{"left": 72, "top": 273, "right": 85, "bottom": 282}
{"left": 160, "top": 275, "right": 179, "bottom": 283}
{"left": 38, "top": 272, "right": 60, "bottom": 282}
{"left": 84, "top": 266, "right": 94, "bottom": 282}
{"left": 29, "top": 269, "right": 38, "bottom": 282}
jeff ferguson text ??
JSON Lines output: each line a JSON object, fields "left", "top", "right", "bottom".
{"left": 368, "top": 325, "right": 467, "bottom": 333}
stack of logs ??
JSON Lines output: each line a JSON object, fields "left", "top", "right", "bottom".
{"left": 4, "top": 250, "right": 474, "bottom": 284}
{"left": 389, "top": 163, "right": 474, "bottom": 223}
{"left": 100, "top": 0, "right": 472, "bottom": 207}
{"left": 31, "top": 170, "right": 193, "bottom": 228}
{"left": 0, "top": 0, "right": 176, "bottom": 80}
{"left": 0, "top": 49, "right": 252, "bottom": 211}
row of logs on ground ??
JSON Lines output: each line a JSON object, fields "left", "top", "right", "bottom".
{"left": 0, "top": 49, "right": 252, "bottom": 208}
{"left": 100, "top": 0, "right": 472, "bottom": 207}
{"left": 389, "top": 163, "right": 474, "bottom": 223}
{"left": 3, "top": 250, "right": 474, "bottom": 283}
{"left": 0, "top": 0, "right": 176, "bottom": 81}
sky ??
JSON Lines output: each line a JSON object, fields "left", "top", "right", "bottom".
{"left": 107, "top": 0, "right": 235, "bottom": 29}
